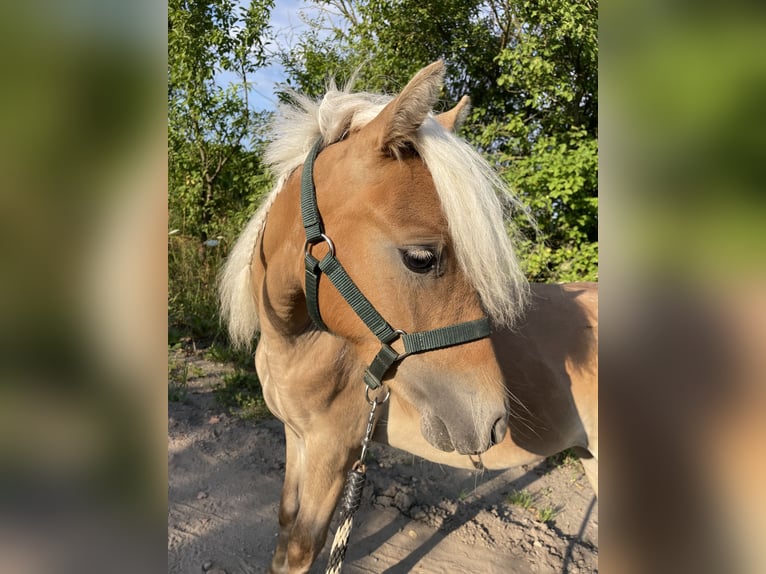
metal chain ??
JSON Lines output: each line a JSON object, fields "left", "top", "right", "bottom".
{"left": 326, "top": 388, "right": 390, "bottom": 574}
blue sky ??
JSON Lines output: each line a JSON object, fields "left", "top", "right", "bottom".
{"left": 216, "top": 0, "right": 319, "bottom": 111}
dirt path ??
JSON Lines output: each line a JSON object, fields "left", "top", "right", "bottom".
{"left": 168, "top": 352, "right": 598, "bottom": 573}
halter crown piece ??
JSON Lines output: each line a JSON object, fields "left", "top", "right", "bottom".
{"left": 301, "top": 138, "right": 492, "bottom": 390}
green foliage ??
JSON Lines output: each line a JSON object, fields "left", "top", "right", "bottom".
{"left": 489, "top": 0, "right": 598, "bottom": 281}
{"left": 168, "top": 359, "right": 190, "bottom": 402}
{"left": 205, "top": 340, "right": 256, "bottom": 370}
{"left": 169, "top": 0, "right": 598, "bottom": 348}
{"left": 547, "top": 448, "right": 580, "bottom": 468}
{"left": 507, "top": 488, "right": 535, "bottom": 509}
{"left": 507, "top": 131, "right": 598, "bottom": 281}
{"left": 279, "top": 0, "right": 598, "bottom": 282}
{"left": 168, "top": 0, "right": 274, "bottom": 239}
{"left": 169, "top": 0, "right": 275, "bottom": 342}
{"left": 168, "top": 352, "right": 205, "bottom": 401}
{"left": 168, "top": 234, "right": 227, "bottom": 341}
{"left": 507, "top": 488, "right": 562, "bottom": 523}
{"left": 537, "top": 505, "right": 562, "bottom": 523}
{"left": 168, "top": 136, "right": 272, "bottom": 239}
{"left": 215, "top": 370, "right": 271, "bottom": 420}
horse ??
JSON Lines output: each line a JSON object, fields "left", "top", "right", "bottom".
{"left": 219, "top": 61, "right": 598, "bottom": 573}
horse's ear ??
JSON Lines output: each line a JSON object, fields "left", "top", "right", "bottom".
{"left": 362, "top": 60, "right": 445, "bottom": 156}
{"left": 436, "top": 95, "right": 471, "bottom": 132}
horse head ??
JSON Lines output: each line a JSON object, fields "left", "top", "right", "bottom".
{"left": 223, "top": 61, "right": 529, "bottom": 456}
{"left": 306, "top": 62, "right": 526, "bottom": 454}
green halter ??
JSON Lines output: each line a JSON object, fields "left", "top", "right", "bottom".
{"left": 301, "top": 138, "right": 492, "bottom": 389}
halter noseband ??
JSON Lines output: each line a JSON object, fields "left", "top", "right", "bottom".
{"left": 301, "top": 138, "right": 492, "bottom": 390}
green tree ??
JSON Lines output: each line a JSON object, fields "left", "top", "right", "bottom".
{"left": 280, "top": 0, "right": 597, "bottom": 281}
{"left": 490, "top": 0, "right": 597, "bottom": 281}
{"left": 168, "top": 0, "right": 274, "bottom": 341}
{"left": 168, "top": 0, "right": 274, "bottom": 239}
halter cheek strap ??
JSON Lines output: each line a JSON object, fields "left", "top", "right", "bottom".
{"left": 301, "top": 138, "right": 492, "bottom": 390}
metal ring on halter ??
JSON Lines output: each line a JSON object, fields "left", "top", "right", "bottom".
{"left": 365, "top": 385, "right": 390, "bottom": 406}
{"left": 303, "top": 233, "right": 335, "bottom": 257}
{"left": 392, "top": 329, "right": 411, "bottom": 360}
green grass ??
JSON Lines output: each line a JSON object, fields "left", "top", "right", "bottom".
{"left": 537, "top": 505, "right": 562, "bottom": 523}
{"left": 507, "top": 489, "right": 535, "bottom": 509}
{"left": 507, "top": 488, "right": 563, "bottom": 524}
{"left": 547, "top": 449, "right": 587, "bottom": 485}
{"left": 168, "top": 232, "right": 266, "bottom": 419}
{"left": 167, "top": 233, "right": 265, "bottom": 418}
{"left": 205, "top": 340, "right": 255, "bottom": 370}
{"left": 168, "top": 359, "right": 189, "bottom": 402}
{"left": 168, "top": 234, "right": 227, "bottom": 343}
{"left": 214, "top": 369, "right": 271, "bottom": 420}
{"left": 547, "top": 448, "right": 579, "bottom": 468}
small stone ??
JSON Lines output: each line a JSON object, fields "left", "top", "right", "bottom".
{"left": 197, "top": 491, "right": 209, "bottom": 500}
{"left": 394, "top": 491, "right": 414, "bottom": 510}
{"left": 382, "top": 485, "right": 398, "bottom": 498}
{"left": 407, "top": 529, "right": 417, "bottom": 539}
{"left": 208, "top": 415, "right": 220, "bottom": 424}
{"left": 202, "top": 561, "right": 213, "bottom": 571}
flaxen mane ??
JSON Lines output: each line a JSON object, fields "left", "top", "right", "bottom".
{"left": 220, "top": 84, "right": 529, "bottom": 349}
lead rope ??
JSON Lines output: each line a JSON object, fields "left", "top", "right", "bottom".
{"left": 326, "top": 388, "right": 390, "bottom": 574}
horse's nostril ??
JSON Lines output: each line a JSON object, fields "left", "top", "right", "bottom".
{"left": 490, "top": 416, "right": 508, "bottom": 446}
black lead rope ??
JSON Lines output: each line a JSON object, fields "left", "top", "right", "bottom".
{"left": 300, "top": 138, "right": 492, "bottom": 572}
{"left": 326, "top": 388, "right": 389, "bottom": 574}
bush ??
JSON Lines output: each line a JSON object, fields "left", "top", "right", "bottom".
{"left": 168, "top": 233, "right": 229, "bottom": 343}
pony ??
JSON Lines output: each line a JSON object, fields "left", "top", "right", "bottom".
{"left": 220, "top": 61, "right": 598, "bottom": 573}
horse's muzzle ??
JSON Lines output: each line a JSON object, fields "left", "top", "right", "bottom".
{"left": 421, "top": 408, "right": 508, "bottom": 455}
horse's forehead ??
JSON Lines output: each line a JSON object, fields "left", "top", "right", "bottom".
{"left": 336, "top": 151, "right": 443, "bottom": 223}
{"left": 326, "top": 140, "right": 437, "bottom": 197}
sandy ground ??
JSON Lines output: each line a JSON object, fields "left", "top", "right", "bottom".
{"left": 168, "top": 351, "right": 598, "bottom": 573}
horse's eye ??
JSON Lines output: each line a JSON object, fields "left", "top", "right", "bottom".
{"left": 401, "top": 248, "right": 437, "bottom": 274}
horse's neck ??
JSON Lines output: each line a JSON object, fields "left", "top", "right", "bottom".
{"left": 252, "top": 169, "right": 369, "bottom": 424}
{"left": 253, "top": 174, "right": 312, "bottom": 337}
